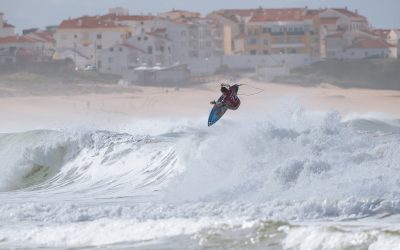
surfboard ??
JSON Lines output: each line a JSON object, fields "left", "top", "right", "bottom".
{"left": 208, "top": 95, "right": 227, "bottom": 127}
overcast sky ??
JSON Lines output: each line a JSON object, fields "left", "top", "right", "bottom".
{"left": 2, "top": 0, "right": 399, "bottom": 33}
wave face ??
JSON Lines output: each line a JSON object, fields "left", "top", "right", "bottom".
{"left": 1, "top": 103, "right": 400, "bottom": 248}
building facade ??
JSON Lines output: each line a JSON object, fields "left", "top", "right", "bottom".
{"left": 0, "top": 13, "right": 15, "bottom": 37}
{"left": 54, "top": 15, "right": 132, "bottom": 69}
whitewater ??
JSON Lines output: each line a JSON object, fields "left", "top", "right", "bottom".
{"left": 1, "top": 101, "right": 400, "bottom": 249}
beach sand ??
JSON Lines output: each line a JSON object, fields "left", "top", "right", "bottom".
{"left": 1, "top": 79, "right": 400, "bottom": 132}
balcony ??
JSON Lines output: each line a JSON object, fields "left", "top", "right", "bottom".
{"left": 271, "top": 43, "right": 305, "bottom": 49}
{"left": 271, "top": 32, "right": 285, "bottom": 36}
{"left": 287, "top": 31, "right": 305, "bottom": 36}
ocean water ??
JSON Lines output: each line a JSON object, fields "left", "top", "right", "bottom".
{"left": 1, "top": 101, "right": 400, "bottom": 249}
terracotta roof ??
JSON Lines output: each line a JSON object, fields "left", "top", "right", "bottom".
{"left": 0, "top": 36, "right": 35, "bottom": 44}
{"left": 348, "top": 39, "right": 393, "bottom": 49}
{"left": 59, "top": 16, "right": 126, "bottom": 29}
{"left": 28, "top": 31, "right": 56, "bottom": 43}
{"left": 320, "top": 17, "right": 339, "bottom": 24}
{"left": 249, "top": 8, "right": 320, "bottom": 23}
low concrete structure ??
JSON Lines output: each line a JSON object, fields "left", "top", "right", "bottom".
{"left": 123, "top": 64, "right": 190, "bottom": 85}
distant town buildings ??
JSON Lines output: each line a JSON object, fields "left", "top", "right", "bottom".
{"left": 0, "top": 6, "right": 399, "bottom": 77}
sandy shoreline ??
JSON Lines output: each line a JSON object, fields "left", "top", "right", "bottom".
{"left": 1, "top": 79, "right": 400, "bottom": 132}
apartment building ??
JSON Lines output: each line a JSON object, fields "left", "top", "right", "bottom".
{"left": 208, "top": 9, "right": 261, "bottom": 54}
{"left": 319, "top": 8, "right": 369, "bottom": 58}
{"left": 244, "top": 8, "right": 320, "bottom": 56}
{"left": 0, "top": 36, "right": 37, "bottom": 64}
{"left": 102, "top": 8, "right": 156, "bottom": 35}
{"left": 386, "top": 29, "right": 400, "bottom": 58}
{"left": 155, "top": 16, "right": 223, "bottom": 63}
{"left": 98, "top": 43, "right": 147, "bottom": 74}
{"left": 0, "top": 13, "right": 15, "bottom": 37}
{"left": 98, "top": 29, "right": 172, "bottom": 75}
{"left": 54, "top": 15, "right": 132, "bottom": 68}
{"left": 158, "top": 9, "right": 201, "bottom": 20}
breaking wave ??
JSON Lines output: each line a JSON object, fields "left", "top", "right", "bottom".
{"left": 1, "top": 103, "right": 400, "bottom": 220}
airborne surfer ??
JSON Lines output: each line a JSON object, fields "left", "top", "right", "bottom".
{"left": 210, "top": 83, "right": 241, "bottom": 110}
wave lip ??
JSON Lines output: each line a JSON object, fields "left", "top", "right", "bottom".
{"left": 0, "top": 130, "right": 178, "bottom": 200}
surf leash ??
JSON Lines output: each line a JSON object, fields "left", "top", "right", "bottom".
{"left": 237, "top": 84, "right": 265, "bottom": 97}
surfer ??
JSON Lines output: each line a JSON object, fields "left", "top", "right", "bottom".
{"left": 210, "top": 84, "right": 241, "bottom": 110}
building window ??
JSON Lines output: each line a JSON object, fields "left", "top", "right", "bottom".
{"left": 262, "top": 27, "right": 268, "bottom": 33}
{"left": 97, "top": 34, "right": 102, "bottom": 39}
{"left": 264, "top": 39, "right": 269, "bottom": 46}
{"left": 160, "top": 46, "right": 164, "bottom": 52}
{"left": 74, "top": 34, "right": 78, "bottom": 39}
{"left": 138, "top": 37, "right": 141, "bottom": 41}
{"left": 248, "top": 38, "right": 257, "bottom": 45}
{"left": 263, "top": 50, "right": 268, "bottom": 54}
{"left": 110, "top": 47, "right": 114, "bottom": 52}
{"left": 148, "top": 46, "right": 153, "bottom": 54}
{"left": 97, "top": 45, "right": 102, "bottom": 50}
{"left": 250, "top": 50, "right": 257, "bottom": 55}
{"left": 144, "top": 36, "right": 148, "bottom": 41}
{"left": 119, "top": 48, "right": 123, "bottom": 52}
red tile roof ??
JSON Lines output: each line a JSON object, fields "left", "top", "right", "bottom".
{"left": 249, "top": 8, "right": 321, "bottom": 23}
{"left": 348, "top": 39, "right": 393, "bottom": 49}
{"left": 59, "top": 16, "right": 127, "bottom": 29}
{"left": 320, "top": 17, "right": 339, "bottom": 24}
{"left": 27, "top": 31, "right": 55, "bottom": 43}
{"left": 0, "top": 35, "right": 35, "bottom": 44}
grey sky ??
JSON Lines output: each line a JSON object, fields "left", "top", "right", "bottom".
{"left": 1, "top": 0, "right": 399, "bottom": 33}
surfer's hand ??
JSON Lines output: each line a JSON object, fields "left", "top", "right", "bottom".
{"left": 210, "top": 100, "right": 216, "bottom": 105}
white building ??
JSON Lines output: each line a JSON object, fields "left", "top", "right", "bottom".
{"left": 0, "top": 36, "right": 37, "bottom": 64}
{"left": 319, "top": 8, "right": 370, "bottom": 58}
{"left": 386, "top": 29, "right": 400, "bottom": 58}
{"left": 154, "top": 17, "right": 223, "bottom": 65}
{"left": 0, "top": 13, "right": 15, "bottom": 37}
{"left": 342, "top": 38, "right": 391, "bottom": 59}
{"left": 126, "top": 29, "right": 172, "bottom": 66}
{"left": 98, "top": 43, "right": 147, "bottom": 74}
{"left": 25, "top": 31, "right": 56, "bottom": 60}
{"left": 54, "top": 15, "right": 132, "bottom": 69}
{"left": 98, "top": 29, "right": 173, "bottom": 75}
{"left": 102, "top": 9, "right": 156, "bottom": 35}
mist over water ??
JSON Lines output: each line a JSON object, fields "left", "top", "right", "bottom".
{"left": 1, "top": 100, "right": 400, "bottom": 248}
